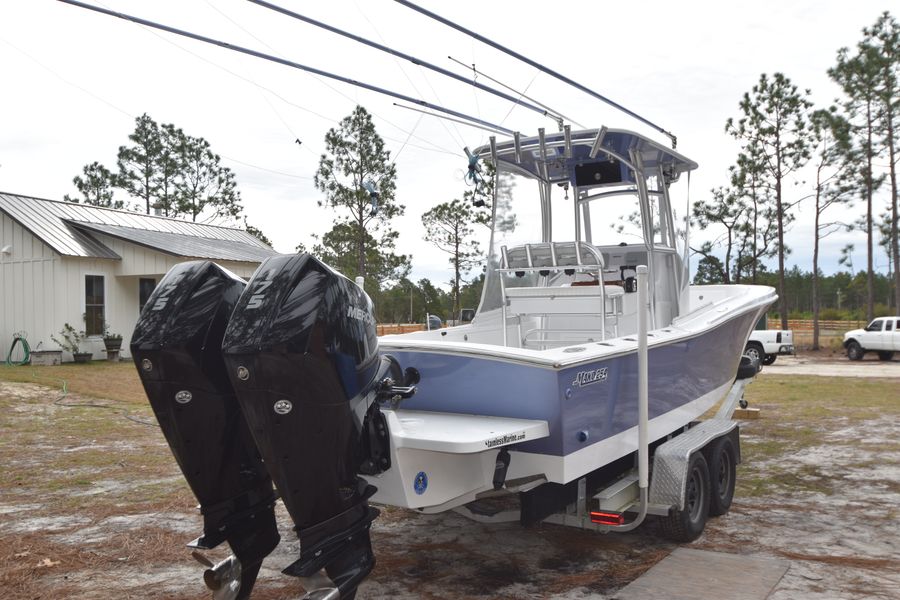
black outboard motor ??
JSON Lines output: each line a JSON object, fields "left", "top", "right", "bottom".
{"left": 222, "top": 254, "right": 413, "bottom": 600}
{"left": 131, "top": 261, "right": 280, "bottom": 600}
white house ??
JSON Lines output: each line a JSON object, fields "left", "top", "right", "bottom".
{"left": 0, "top": 192, "right": 280, "bottom": 361}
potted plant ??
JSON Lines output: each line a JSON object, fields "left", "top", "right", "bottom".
{"left": 102, "top": 322, "right": 123, "bottom": 353}
{"left": 51, "top": 323, "right": 92, "bottom": 363}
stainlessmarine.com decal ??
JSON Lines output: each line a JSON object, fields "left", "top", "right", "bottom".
{"left": 572, "top": 367, "right": 609, "bottom": 387}
{"left": 484, "top": 432, "right": 526, "bottom": 448}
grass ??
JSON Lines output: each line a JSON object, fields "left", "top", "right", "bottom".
{"left": 733, "top": 375, "right": 900, "bottom": 499}
{"left": 0, "top": 361, "right": 145, "bottom": 404}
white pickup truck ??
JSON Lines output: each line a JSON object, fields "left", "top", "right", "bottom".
{"left": 744, "top": 327, "right": 794, "bottom": 366}
{"left": 843, "top": 316, "right": 900, "bottom": 361}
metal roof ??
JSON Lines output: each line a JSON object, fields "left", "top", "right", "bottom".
{"left": 0, "top": 192, "right": 278, "bottom": 263}
{"left": 69, "top": 221, "right": 278, "bottom": 262}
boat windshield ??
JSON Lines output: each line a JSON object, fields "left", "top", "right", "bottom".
{"left": 474, "top": 128, "right": 695, "bottom": 329}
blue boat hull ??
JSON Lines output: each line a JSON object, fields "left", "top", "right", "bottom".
{"left": 384, "top": 308, "right": 759, "bottom": 460}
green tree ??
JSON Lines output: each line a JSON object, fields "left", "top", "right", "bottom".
{"left": 417, "top": 278, "right": 449, "bottom": 321}
{"left": 116, "top": 113, "right": 160, "bottom": 214}
{"left": 809, "top": 109, "right": 854, "bottom": 348}
{"left": 244, "top": 219, "right": 272, "bottom": 247}
{"left": 63, "top": 161, "right": 124, "bottom": 209}
{"left": 422, "top": 199, "right": 482, "bottom": 320}
{"left": 731, "top": 146, "right": 779, "bottom": 283}
{"left": 312, "top": 222, "right": 410, "bottom": 293}
{"left": 726, "top": 73, "right": 814, "bottom": 329}
{"left": 691, "top": 185, "right": 746, "bottom": 284}
{"left": 154, "top": 123, "right": 184, "bottom": 217}
{"left": 314, "top": 105, "right": 404, "bottom": 284}
{"left": 177, "top": 135, "right": 242, "bottom": 223}
{"left": 830, "top": 41, "right": 886, "bottom": 321}
{"left": 864, "top": 12, "right": 900, "bottom": 310}
{"left": 692, "top": 255, "right": 727, "bottom": 284}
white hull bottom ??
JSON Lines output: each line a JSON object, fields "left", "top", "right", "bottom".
{"left": 364, "top": 379, "right": 731, "bottom": 513}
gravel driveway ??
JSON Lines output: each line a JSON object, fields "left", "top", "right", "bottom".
{"left": 761, "top": 354, "right": 900, "bottom": 378}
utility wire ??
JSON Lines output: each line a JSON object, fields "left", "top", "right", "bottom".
{"left": 395, "top": 0, "right": 677, "bottom": 147}
{"left": 58, "top": 0, "right": 512, "bottom": 135}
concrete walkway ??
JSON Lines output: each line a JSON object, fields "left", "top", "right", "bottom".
{"left": 614, "top": 548, "right": 789, "bottom": 600}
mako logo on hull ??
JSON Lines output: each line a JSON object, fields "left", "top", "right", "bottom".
{"left": 572, "top": 367, "right": 609, "bottom": 387}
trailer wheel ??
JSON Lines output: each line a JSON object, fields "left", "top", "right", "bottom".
{"left": 743, "top": 342, "right": 764, "bottom": 364}
{"left": 707, "top": 436, "right": 736, "bottom": 517}
{"left": 877, "top": 351, "right": 894, "bottom": 361}
{"left": 660, "top": 452, "right": 710, "bottom": 542}
{"left": 846, "top": 340, "right": 864, "bottom": 361}
{"left": 762, "top": 354, "right": 777, "bottom": 366}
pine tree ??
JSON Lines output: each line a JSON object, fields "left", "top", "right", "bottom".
{"left": 422, "top": 199, "right": 482, "bottom": 321}
{"left": 726, "top": 73, "right": 813, "bottom": 330}
{"left": 314, "top": 105, "right": 407, "bottom": 290}
{"left": 863, "top": 12, "right": 900, "bottom": 310}
{"left": 829, "top": 43, "right": 885, "bottom": 321}
{"left": 64, "top": 161, "right": 124, "bottom": 209}
{"left": 116, "top": 113, "right": 160, "bottom": 214}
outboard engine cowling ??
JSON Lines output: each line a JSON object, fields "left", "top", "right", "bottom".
{"left": 222, "top": 253, "right": 395, "bottom": 598}
{"left": 131, "top": 261, "right": 280, "bottom": 600}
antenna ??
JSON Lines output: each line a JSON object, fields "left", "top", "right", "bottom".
{"left": 57, "top": 0, "right": 514, "bottom": 136}
{"left": 395, "top": 0, "right": 677, "bottom": 147}
{"left": 249, "top": 0, "right": 561, "bottom": 126}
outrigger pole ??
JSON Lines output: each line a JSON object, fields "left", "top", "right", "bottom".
{"left": 447, "top": 56, "right": 584, "bottom": 130}
{"left": 57, "top": 0, "right": 515, "bottom": 136}
{"left": 395, "top": 0, "right": 678, "bottom": 148}
{"left": 248, "top": 0, "right": 565, "bottom": 127}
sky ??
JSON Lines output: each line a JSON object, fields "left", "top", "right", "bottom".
{"left": 0, "top": 0, "right": 896, "bottom": 287}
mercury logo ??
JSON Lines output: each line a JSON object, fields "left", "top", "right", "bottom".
{"left": 572, "top": 367, "right": 609, "bottom": 387}
{"left": 347, "top": 306, "right": 374, "bottom": 325}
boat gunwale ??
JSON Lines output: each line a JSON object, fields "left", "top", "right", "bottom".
{"left": 380, "top": 287, "right": 776, "bottom": 370}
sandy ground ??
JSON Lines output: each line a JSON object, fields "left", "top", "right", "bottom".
{"left": 761, "top": 354, "right": 900, "bottom": 378}
{"left": 1, "top": 362, "right": 899, "bottom": 599}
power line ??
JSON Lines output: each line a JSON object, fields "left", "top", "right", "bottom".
{"left": 58, "top": 0, "right": 515, "bottom": 136}
{"left": 394, "top": 0, "right": 677, "bottom": 147}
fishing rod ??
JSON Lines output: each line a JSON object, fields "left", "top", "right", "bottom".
{"left": 56, "top": 0, "right": 514, "bottom": 136}
{"left": 248, "top": 0, "right": 564, "bottom": 127}
{"left": 395, "top": 0, "right": 678, "bottom": 147}
{"left": 447, "top": 55, "right": 584, "bottom": 129}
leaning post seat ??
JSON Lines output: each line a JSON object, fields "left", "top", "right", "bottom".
{"left": 498, "top": 242, "right": 624, "bottom": 348}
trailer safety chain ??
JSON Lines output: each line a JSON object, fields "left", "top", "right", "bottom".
{"left": 5, "top": 331, "right": 31, "bottom": 366}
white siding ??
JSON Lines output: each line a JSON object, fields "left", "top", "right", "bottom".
{"left": 1, "top": 214, "right": 264, "bottom": 363}
{"left": 0, "top": 212, "right": 60, "bottom": 358}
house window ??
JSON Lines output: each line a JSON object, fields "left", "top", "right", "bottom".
{"left": 85, "top": 275, "right": 105, "bottom": 336}
{"left": 139, "top": 278, "right": 157, "bottom": 312}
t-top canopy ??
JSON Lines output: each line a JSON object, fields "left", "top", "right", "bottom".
{"left": 474, "top": 128, "right": 699, "bottom": 187}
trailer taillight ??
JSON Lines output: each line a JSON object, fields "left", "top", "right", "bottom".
{"left": 590, "top": 511, "right": 625, "bottom": 526}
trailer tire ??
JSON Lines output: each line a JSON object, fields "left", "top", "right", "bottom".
{"left": 707, "top": 436, "right": 736, "bottom": 517}
{"left": 660, "top": 452, "right": 710, "bottom": 543}
{"left": 846, "top": 340, "right": 864, "bottom": 361}
{"left": 762, "top": 354, "right": 777, "bottom": 366}
{"left": 743, "top": 342, "right": 764, "bottom": 364}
